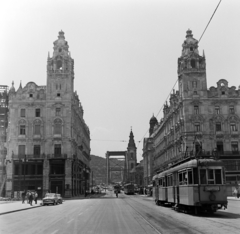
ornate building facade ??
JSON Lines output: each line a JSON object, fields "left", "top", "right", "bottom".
{"left": 142, "top": 115, "right": 157, "bottom": 187}
{"left": 5, "top": 31, "right": 91, "bottom": 198}
{"left": 152, "top": 29, "right": 240, "bottom": 186}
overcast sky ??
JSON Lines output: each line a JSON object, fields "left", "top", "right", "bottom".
{"left": 1, "top": 0, "right": 239, "bottom": 162}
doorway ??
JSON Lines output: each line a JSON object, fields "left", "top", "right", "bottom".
{"left": 50, "top": 180, "right": 63, "bottom": 195}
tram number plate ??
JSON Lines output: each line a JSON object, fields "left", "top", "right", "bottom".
{"left": 204, "top": 186, "right": 220, "bottom": 191}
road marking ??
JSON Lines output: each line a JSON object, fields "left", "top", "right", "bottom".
{"left": 50, "top": 230, "right": 59, "bottom": 234}
{"left": 78, "top": 212, "right": 83, "bottom": 216}
{"left": 67, "top": 219, "right": 74, "bottom": 224}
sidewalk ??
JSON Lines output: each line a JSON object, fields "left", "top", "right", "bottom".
{"left": 0, "top": 201, "right": 41, "bottom": 215}
{"left": 0, "top": 193, "right": 105, "bottom": 215}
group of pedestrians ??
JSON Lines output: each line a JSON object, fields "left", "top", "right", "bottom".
{"left": 22, "top": 190, "right": 38, "bottom": 206}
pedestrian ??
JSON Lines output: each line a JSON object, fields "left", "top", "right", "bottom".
{"left": 28, "top": 192, "right": 33, "bottom": 206}
{"left": 22, "top": 190, "right": 26, "bottom": 204}
{"left": 115, "top": 190, "right": 118, "bottom": 198}
{"left": 34, "top": 191, "right": 38, "bottom": 204}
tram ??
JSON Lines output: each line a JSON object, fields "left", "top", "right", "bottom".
{"left": 152, "top": 157, "right": 228, "bottom": 214}
{"left": 124, "top": 183, "right": 135, "bottom": 195}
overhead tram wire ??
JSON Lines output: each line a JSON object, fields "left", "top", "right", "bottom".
{"left": 137, "top": 0, "right": 222, "bottom": 149}
{"left": 198, "top": 0, "right": 222, "bottom": 43}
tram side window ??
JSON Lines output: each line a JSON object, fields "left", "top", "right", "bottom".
{"left": 200, "top": 169, "right": 207, "bottom": 184}
{"left": 159, "top": 178, "right": 163, "bottom": 186}
{"left": 183, "top": 171, "right": 187, "bottom": 184}
{"left": 188, "top": 170, "right": 193, "bottom": 185}
{"left": 153, "top": 181, "right": 156, "bottom": 187}
{"left": 193, "top": 168, "right": 198, "bottom": 184}
{"left": 178, "top": 173, "right": 183, "bottom": 185}
{"left": 215, "top": 169, "right": 222, "bottom": 184}
{"left": 163, "top": 178, "right": 166, "bottom": 187}
{"left": 168, "top": 175, "right": 173, "bottom": 186}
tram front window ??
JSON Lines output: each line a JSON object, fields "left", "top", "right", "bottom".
{"left": 215, "top": 169, "right": 222, "bottom": 184}
{"left": 207, "top": 169, "right": 214, "bottom": 184}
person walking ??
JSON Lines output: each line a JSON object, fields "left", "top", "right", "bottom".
{"left": 115, "top": 190, "right": 118, "bottom": 198}
{"left": 22, "top": 190, "right": 26, "bottom": 204}
{"left": 34, "top": 191, "right": 38, "bottom": 204}
{"left": 28, "top": 192, "right": 33, "bottom": 206}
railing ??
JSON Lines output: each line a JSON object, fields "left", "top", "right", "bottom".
{"left": 12, "top": 153, "right": 68, "bottom": 160}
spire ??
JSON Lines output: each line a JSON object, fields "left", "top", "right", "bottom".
{"left": 48, "top": 51, "right": 50, "bottom": 58}
{"left": 203, "top": 50, "right": 205, "bottom": 58}
{"left": 128, "top": 129, "right": 136, "bottom": 149}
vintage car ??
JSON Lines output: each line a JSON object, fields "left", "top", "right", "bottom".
{"left": 42, "top": 193, "right": 59, "bottom": 206}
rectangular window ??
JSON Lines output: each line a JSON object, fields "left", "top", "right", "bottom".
{"left": 33, "top": 145, "right": 41, "bottom": 156}
{"left": 200, "top": 169, "right": 207, "bottom": 184}
{"left": 54, "top": 144, "right": 61, "bottom": 156}
{"left": 37, "top": 164, "right": 43, "bottom": 175}
{"left": 231, "top": 142, "right": 239, "bottom": 154}
{"left": 215, "top": 169, "right": 222, "bottom": 184}
{"left": 192, "top": 81, "right": 197, "bottom": 88}
{"left": 216, "top": 142, "right": 224, "bottom": 154}
{"left": 20, "top": 109, "right": 25, "bottom": 117}
{"left": 20, "top": 125, "right": 26, "bottom": 135}
{"left": 56, "top": 108, "right": 61, "bottom": 116}
{"left": 34, "top": 124, "right": 40, "bottom": 135}
{"left": 15, "top": 164, "right": 19, "bottom": 175}
{"left": 194, "top": 106, "right": 199, "bottom": 115}
{"left": 54, "top": 123, "right": 61, "bottom": 134}
{"left": 35, "top": 108, "right": 40, "bottom": 117}
{"left": 230, "top": 123, "right": 237, "bottom": 132}
{"left": 216, "top": 123, "right": 222, "bottom": 132}
{"left": 188, "top": 170, "right": 193, "bottom": 185}
{"left": 229, "top": 106, "right": 235, "bottom": 114}
{"left": 194, "top": 123, "right": 200, "bottom": 132}
{"left": 18, "top": 145, "right": 25, "bottom": 156}
{"left": 215, "top": 106, "right": 220, "bottom": 115}
{"left": 207, "top": 169, "right": 214, "bottom": 184}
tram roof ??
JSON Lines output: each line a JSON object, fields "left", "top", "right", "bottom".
{"left": 154, "top": 158, "right": 224, "bottom": 179}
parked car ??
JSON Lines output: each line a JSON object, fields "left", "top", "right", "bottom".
{"left": 42, "top": 193, "right": 59, "bottom": 206}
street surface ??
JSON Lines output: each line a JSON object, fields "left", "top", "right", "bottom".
{"left": 0, "top": 191, "right": 240, "bottom": 234}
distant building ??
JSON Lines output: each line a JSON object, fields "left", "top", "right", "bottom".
{"left": 0, "top": 85, "right": 8, "bottom": 196}
{"left": 152, "top": 29, "right": 240, "bottom": 186}
{"left": 5, "top": 31, "right": 91, "bottom": 198}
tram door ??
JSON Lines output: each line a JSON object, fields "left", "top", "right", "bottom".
{"left": 173, "top": 173, "right": 177, "bottom": 203}
{"left": 176, "top": 172, "right": 180, "bottom": 204}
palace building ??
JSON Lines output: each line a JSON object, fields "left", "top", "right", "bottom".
{"left": 151, "top": 29, "right": 240, "bottom": 188}
{"left": 5, "top": 31, "right": 91, "bottom": 198}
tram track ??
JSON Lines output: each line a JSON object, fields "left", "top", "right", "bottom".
{"left": 120, "top": 193, "right": 204, "bottom": 234}
{"left": 123, "top": 194, "right": 240, "bottom": 234}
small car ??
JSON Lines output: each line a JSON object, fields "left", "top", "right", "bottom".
{"left": 42, "top": 193, "right": 59, "bottom": 206}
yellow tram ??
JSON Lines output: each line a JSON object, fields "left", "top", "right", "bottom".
{"left": 153, "top": 158, "right": 228, "bottom": 214}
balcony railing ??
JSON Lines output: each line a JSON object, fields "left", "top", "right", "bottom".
{"left": 12, "top": 153, "right": 68, "bottom": 160}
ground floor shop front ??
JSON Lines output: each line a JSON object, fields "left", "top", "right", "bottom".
{"left": 6, "top": 157, "right": 90, "bottom": 198}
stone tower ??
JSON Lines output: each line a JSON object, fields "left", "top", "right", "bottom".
{"left": 177, "top": 29, "right": 207, "bottom": 99}
{"left": 127, "top": 129, "right": 137, "bottom": 182}
{"left": 149, "top": 114, "right": 158, "bottom": 136}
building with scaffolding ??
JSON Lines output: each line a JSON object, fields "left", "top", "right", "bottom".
{"left": 151, "top": 29, "right": 240, "bottom": 189}
{"left": 0, "top": 85, "right": 8, "bottom": 197}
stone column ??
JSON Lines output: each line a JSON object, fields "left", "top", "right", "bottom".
{"left": 43, "top": 158, "right": 49, "bottom": 196}
{"left": 65, "top": 159, "right": 72, "bottom": 197}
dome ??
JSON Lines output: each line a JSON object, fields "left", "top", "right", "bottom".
{"left": 149, "top": 115, "right": 158, "bottom": 124}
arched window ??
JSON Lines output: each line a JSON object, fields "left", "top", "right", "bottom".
{"left": 191, "top": 59, "right": 196, "bottom": 68}
{"left": 54, "top": 119, "right": 62, "bottom": 134}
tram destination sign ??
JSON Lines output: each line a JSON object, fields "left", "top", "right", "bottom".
{"left": 204, "top": 186, "right": 220, "bottom": 191}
